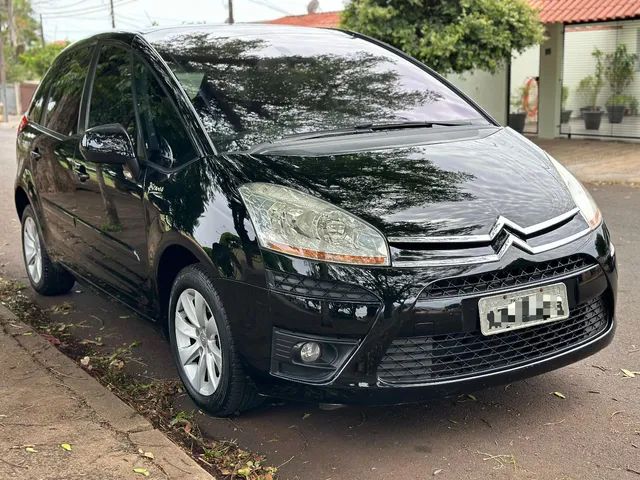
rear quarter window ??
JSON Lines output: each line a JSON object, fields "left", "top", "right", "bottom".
{"left": 42, "top": 45, "right": 94, "bottom": 136}
{"left": 28, "top": 71, "right": 56, "bottom": 125}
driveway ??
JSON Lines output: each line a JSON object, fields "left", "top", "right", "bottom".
{"left": 1, "top": 127, "right": 639, "bottom": 479}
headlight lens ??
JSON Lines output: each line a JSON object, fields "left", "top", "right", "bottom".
{"left": 239, "top": 183, "right": 389, "bottom": 266}
{"left": 548, "top": 155, "right": 602, "bottom": 229}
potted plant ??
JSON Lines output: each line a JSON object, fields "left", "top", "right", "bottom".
{"left": 561, "top": 85, "right": 572, "bottom": 123}
{"left": 508, "top": 86, "right": 526, "bottom": 133}
{"left": 604, "top": 44, "right": 638, "bottom": 124}
{"left": 577, "top": 49, "right": 605, "bottom": 130}
{"left": 606, "top": 95, "right": 627, "bottom": 123}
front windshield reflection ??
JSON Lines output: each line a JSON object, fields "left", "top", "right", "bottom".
{"left": 151, "top": 30, "right": 487, "bottom": 151}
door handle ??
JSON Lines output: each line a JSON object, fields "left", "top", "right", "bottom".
{"left": 30, "top": 149, "right": 41, "bottom": 161}
{"left": 74, "top": 164, "right": 90, "bottom": 182}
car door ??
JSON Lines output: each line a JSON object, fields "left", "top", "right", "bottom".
{"left": 72, "top": 42, "right": 151, "bottom": 310}
{"left": 27, "top": 45, "right": 94, "bottom": 266}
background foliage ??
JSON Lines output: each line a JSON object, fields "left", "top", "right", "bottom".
{"left": 0, "top": 0, "right": 68, "bottom": 81}
{"left": 341, "top": 0, "right": 545, "bottom": 75}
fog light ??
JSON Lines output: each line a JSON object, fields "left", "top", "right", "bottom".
{"left": 299, "top": 342, "right": 321, "bottom": 363}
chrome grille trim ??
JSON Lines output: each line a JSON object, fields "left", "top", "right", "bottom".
{"left": 392, "top": 226, "right": 592, "bottom": 267}
{"left": 387, "top": 207, "right": 580, "bottom": 244}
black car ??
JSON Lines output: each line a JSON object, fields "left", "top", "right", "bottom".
{"left": 15, "top": 25, "right": 617, "bottom": 416}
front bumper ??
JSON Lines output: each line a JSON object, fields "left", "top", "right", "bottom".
{"left": 216, "top": 222, "right": 617, "bottom": 405}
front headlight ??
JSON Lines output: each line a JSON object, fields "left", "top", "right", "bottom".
{"left": 239, "top": 183, "right": 390, "bottom": 266}
{"left": 548, "top": 155, "right": 602, "bottom": 230}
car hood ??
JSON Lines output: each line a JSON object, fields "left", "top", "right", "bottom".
{"left": 221, "top": 127, "right": 576, "bottom": 239}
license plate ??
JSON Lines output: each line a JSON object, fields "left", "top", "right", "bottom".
{"left": 478, "top": 283, "right": 569, "bottom": 336}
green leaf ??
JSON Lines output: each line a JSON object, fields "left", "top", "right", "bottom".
{"left": 133, "top": 467, "right": 150, "bottom": 476}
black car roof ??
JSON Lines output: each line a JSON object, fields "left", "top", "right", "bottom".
{"left": 141, "top": 23, "right": 349, "bottom": 42}
{"left": 63, "top": 24, "right": 351, "bottom": 54}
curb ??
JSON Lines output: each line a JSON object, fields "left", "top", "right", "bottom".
{"left": 0, "top": 303, "right": 213, "bottom": 480}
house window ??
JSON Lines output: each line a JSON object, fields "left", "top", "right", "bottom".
{"left": 637, "top": 28, "right": 640, "bottom": 71}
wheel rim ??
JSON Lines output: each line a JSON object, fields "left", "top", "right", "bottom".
{"left": 23, "top": 217, "right": 42, "bottom": 285}
{"left": 175, "top": 288, "right": 223, "bottom": 396}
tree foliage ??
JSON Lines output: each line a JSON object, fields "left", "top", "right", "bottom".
{"left": 0, "top": 0, "right": 62, "bottom": 82}
{"left": 16, "top": 42, "right": 69, "bottom": 80}
{"left": 340, "top": 0, "right": 545, "bottom": 75}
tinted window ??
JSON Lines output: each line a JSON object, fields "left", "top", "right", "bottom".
{"left": 132, "top": 55, "right": 197, "bottom": 167}
{"left": 152, "top": 30, "right": 488, "bottom": 151}
{"left": 28, "top": 78, "right": 51, "bottom": 125}
{"left": 89, "top": 45, "right": 136, "bottom": 146}
{"left": 42, "top": 46, "right": 93, "bottom": 135}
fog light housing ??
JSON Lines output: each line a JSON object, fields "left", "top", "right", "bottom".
{"left": 298, "top": 342, "right": 321, "bottom": 363}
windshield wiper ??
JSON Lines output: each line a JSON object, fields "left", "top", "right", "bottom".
{"left": 278, "top": 120, "right": 474, "bottom": 142}
{"left": 353, "top": 120, "right": 473, "bottom": 130}
{"left": 244, "top": 120, "right": 478, "bottom": 153}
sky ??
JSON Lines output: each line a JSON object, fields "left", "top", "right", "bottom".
{"left": 32, "top": 0, "right": 347, "bottom": 42}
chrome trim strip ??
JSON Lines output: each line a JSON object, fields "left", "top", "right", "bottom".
{"left": 392, "top": 226, "right": 592, "bottom": 267}
{"left": 387, "top": 207, "right": 580, "bottom": 244}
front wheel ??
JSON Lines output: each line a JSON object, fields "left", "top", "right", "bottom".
{"left": 168, "top": 264, "right": 261, "bottom": 416}
{"left": 21, "top": 205, "right": 75, "bottom": 295}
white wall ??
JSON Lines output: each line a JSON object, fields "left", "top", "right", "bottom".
{"left": 510, "top": 45, "right": 540, "bottom": 102}
{"left": 446, "top": 68, "right": 508, "bottom": 125}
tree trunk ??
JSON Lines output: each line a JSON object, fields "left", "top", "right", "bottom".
{"left": 95, "top": 165, "right": 121, "bottom": 230}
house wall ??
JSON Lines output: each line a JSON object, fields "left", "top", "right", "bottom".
{"left": 446, "top": 68, "right": 508, "bottom": 125}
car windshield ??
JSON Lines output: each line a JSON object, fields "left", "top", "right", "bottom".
{"left": 150, "top": 28, "right": 489, "bottom": 152}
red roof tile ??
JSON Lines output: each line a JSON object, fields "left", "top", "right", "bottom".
{"left": 266, "top": 11, "right": 341, "bottom": 28}
{"left": 267, "top": 1, "right": 640, "bottom": 28}
{"left": 529, "top": 0, "right": 640, "bottom": 23}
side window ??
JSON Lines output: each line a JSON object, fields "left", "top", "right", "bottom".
{"left": 89, "top": 45, "right": 136, "bottom": 147}
{"left": 133, "top": 55, "right": 197, "bottom": 167}
{"left": 42, "top": 46, "right": 93, "bottom": 136}
{"left": 28, "top": 65, "right": 59, "bottom": 125}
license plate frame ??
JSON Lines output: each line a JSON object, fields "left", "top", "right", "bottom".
{"left": 478, "top": 283, "right": 569, "bottom": 336}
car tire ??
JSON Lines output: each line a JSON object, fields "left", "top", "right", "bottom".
{"left": 21, "top": 205, "right": 75, "bottom": 296}
{"left": 168, "top": 264, "right": 262, "bottom": 416}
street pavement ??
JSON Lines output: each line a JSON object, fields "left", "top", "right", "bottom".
{"left": 0, "top": 125, "right": 639, "bottom": 479}
{"left": 0, "top": 305, "right": 212, "bottom": 480}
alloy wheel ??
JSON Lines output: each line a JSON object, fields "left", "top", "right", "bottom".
{"left": 174, "top": 288, "right": 223, "bottom": 395}
{"left": 23, "top": 216, "right": 42, "bottom": 285}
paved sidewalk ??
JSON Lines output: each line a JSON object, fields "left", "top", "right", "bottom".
{"left": 0, "top": 304, "right": 212, "bottom": 480}
{"left": 532, "top": 137, "right": 640, "bottom": 184}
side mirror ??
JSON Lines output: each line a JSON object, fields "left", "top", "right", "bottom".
{"left": 80, "top": 124, "right": 136, "bottom": 166}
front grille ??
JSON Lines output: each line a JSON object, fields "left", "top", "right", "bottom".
{"left": 378, "top": 296, "right": 608, "bottom": 384}
{"left": 266, "top": 270, "right": 380, "bottom": 304}
{"left": 421, "top": 254, "right": 596, "bottom": 299}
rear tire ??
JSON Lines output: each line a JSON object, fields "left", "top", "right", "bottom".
{"left": 168, "top": 264, "right": 262, "bottom": 416}
{"left": 21, "top": 205, "right": 75, "bottom": 296}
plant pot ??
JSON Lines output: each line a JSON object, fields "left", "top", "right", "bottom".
{"left": 561, "top": 110, "right": 572, "bottom": 123}
{"left": 583, "top": 110, "right": 603, "bottom": 130}
{"left": 606, "top": 105, "right": 625, "bottom": 124}
{"left": 508, "top": 112, "right": 527, "bottom": 133}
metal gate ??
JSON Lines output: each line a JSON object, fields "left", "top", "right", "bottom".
{"left": 561, "top": 20, "right": 640, "bottom": 139}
